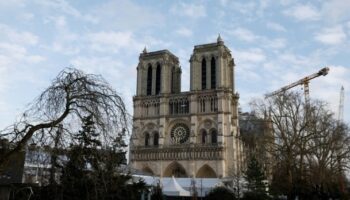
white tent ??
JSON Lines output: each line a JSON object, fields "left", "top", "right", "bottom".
{"left": 162, "top": 176, "right": 191, "bottom": 196}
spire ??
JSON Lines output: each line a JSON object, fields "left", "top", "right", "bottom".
{"left": 142, "top": 46, "right": 147, "bottom": 54}
{"left": 217, "top": 34, "right": 224, "bottom": 45}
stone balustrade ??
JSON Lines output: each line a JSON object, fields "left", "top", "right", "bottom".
{"left": 130, "top": 144, "right": 224, "bottom": 161}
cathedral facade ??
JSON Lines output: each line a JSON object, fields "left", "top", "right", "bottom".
{"left": 130, "top": 37, "right": 243, "bottom": 178}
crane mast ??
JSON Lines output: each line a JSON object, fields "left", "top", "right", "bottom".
{"left": 265, "top": 67, "right": 329, "bottom": 105}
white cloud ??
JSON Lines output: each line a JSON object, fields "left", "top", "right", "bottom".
{"left": 0, "top": 43, "right": 45, "bottom": 64}
{"left": 279, "top": 0, "right": 294, "bottom": 6}
{"left": 227, "top": 27, "right": 259, "bottom": 42}
{"left": 142, "top": 36, "right": 173, "bottom": 49}
{"left": 34, "top": 0, "right": 97, "bottom": 23}
{"left": 0, "top": 24, "right": 38, "bottom": 46}
{"left": 266, "top": 22, "right": 287, "bottom": 32}
{"left": 321, "top": 0, "right": 350, "bottom": 23}
{"left": 283, "top": 3, "right": 321, "bottom": 21}
{"left": 315, "top": 25, "right": 346, "bottom": 45}
{"left": 0, "top": 0, "right": 26, "bottom": 8}
{"left": 176, "top": 27, "right": 193, "bottom": 37}
{"left": 51, "top": 42, "right": 80, "bottom": 55}
{"left": 0, "top": 43, "right": 26, "bottom": 56}
{"left": 170, "top": 2, "right": 206, "bottom": 19}
{"left": 54, "top": 15, "right": 67, "bottom": 28}
{"left": 42, "top": 16, "right": 80, "bottom": 55}
{"left": 86, "top": 31, "right": 141, "bottom": 53}
{"left": 311, "top": 65, "right": 350, "bottom": 117}
{"left": 229, "top": 2, "right": 256, "bottom": 15}
{"left": 93, "top": 0, "right": 163, "bottom": 30}
{"left": 219, "top": 0, "right": 228, "bottom": 7}
{"left": 19, "top": 13, "right": 35, "bottom": 21}
{"left": 256, "top": 0, "right": 271, "bottom": 16}
{"left": 265, "top": 38, "right": 287, "bottom": 49}
{"left": 234, "top": 48, "right": 266, "bottom": 63}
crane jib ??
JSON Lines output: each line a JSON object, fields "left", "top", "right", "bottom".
{"left": 265, "top": 67, "right": 330, "bottom": 98}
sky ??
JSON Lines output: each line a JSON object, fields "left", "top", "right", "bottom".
{"left": 0, "top": 0, "right": 349, "bottom": 129}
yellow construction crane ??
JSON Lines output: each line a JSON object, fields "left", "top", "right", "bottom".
{"left": 265, "top": 67, "right": 329, "bottom": 105}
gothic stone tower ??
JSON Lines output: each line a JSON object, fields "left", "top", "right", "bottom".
{"left": 130, "top": 36, "right": 242, "bottom": 178}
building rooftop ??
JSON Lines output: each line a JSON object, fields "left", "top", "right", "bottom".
{"left": 140, "top": 49, "right": 179, "bottom": 60}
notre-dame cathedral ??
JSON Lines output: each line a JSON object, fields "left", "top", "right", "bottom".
{"left": 130, "top": 36, "right": 243, "bottom": 178}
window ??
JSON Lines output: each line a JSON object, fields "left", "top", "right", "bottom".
{"left": 169, "top": 98, "right": 189, "bottom": 115}
{"left": 153, "top": 132, "right": 159, "bottom": 146}
{"left": 199, "top": 98, "right": 206, "bottom": 113}
{"left": 145, "top": 133, "right": 150, "bottom": 146}
{"left": 211, "top": 130, "right": 217, "bottom": 144}
{"left": 155, "top": 64, "right": 161, "bottom": 95}
{"left": 201, "top": 58, "right": 206, "bottom": 90}
{"left": 211, "top": 57, "right": 216, "bottom": 89}
{"left": 210, "top": 97, "right": 218, "bottom": 112}
{"left": 201, "top": 130, "right": 207, "bottom": 144}
{"left": 146, "top": 65, "right": 152, "bottom": 95}
{"left": 171, "top": 67, "right": 176, "bottom": 93}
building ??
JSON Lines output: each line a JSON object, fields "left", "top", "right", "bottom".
{"left": 239, "top": 112, "right": 274, "bottom": 180}
{"left": 129, "top": 36, "right": 243, "bottom": 178}
{"left": 0, "top": 139, "right": 26, "bottom": 184}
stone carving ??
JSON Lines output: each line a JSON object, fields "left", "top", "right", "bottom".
{"left": 171, "top": 123, "right": 190, "bottom": 144}
{"left": 204, "top": 120, "right": 212, "bottom": 129}
{"left": 147, "top": 123, "right": 155, "bottom": 130}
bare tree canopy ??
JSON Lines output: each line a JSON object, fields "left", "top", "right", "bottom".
{"left": 250, "top": 91, "right": 350, "bottom": 199}
{"left": 0, "top": 68, "right": 129, "bottom": 169}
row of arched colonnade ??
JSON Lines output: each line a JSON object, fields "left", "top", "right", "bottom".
{"left": 144, "top": 56, "right": 218, "bottom": 96}
{"left": 144, "top": 129, "right": 218, "bottom": 146}
{"left": 142, "top": 161, "right": 217, "bottom": 178}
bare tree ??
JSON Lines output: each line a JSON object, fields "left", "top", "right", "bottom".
{"left": 0, "top": 68, "right": 129, "bottom": 171}
{"left": 251, "top": 92, "right": 350, "bottom": 199}
{"left": 306, "top": 101, "right": 350, "bottom": 198}
{"left": 251, "top": 92, "right": 307, "bottom": 199}
{"left": 228, "top": 167, "right": 243, "bottom": 200}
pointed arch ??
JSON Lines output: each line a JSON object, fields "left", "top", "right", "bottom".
{"left": 201, "top": 58, "right": 206, "bottom": 90}
{"left": 163, "top": 161, "right": 188, "bottom": 177}
{"left": 196, "top": 164, "right": 217, "bottom": 178}
{"left": 153, "top": 132, "right": 159, "bottom": 146}
{"left": 210, "top": 129, "right": 217, "bottom": 144}
{"left": 201, "top": 129, "right": 207, "bottom": 144}
{"left": 211, "top": 57, "right": 216, "bottom": 89}
{"left": 155, "top": 63, "right": 161, "bottom": 95}
{"left": 144, "top": 132, "right": 150, "bottom": 146}
{"left": 142, "top": 167, "right": 154, "bottom": 176}
{"left": 146, "top": 64, "right": 152, "bottom": 95}
{"left": 171, "top": 66, "right": 176, "bottom": 93}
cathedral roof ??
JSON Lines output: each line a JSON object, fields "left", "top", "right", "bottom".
{"left": 193, "top": 37, "right": 230, "bottom": 53}
{"left": 140, "top": 49, "right": 178, "bottom": 61}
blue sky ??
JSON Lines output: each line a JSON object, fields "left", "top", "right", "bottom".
{"left": 0, "top": 0, "right": 349, "bottom": 129}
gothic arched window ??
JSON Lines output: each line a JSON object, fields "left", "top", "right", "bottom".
{"left": 147, "top": 65, "right": 152, "bottom": 95}
{"left": 211, "top": 130, "right": 217, "bottom": 144}
{"left": 171, "top": 66, "right": 176, "bottom": 93}
{"left": 211, "top": 57, "right": 216, "bottom": 89}
{"left": 145, "top": 132, "right": 150, "bottom": 146}
{"left": 153, "top": 132, "right": 159, "bottom": 146}
{"left": 155, "top": 64, "right": 161, "bottom": 95}
{"left": 201, "top": 130, "right": 207, "bottom": 144}
{"left": 201, "top": 58, "right": 206, "bottom": 90}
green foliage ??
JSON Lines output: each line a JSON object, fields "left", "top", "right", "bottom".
{"left": 205, "top": 186, "right": 236, "bottom": 200}
{"left": 75, "top": 115, "right": 101, "bottom": 148}
{"left": 60, "top": 115, "right": 146, "bottom": 200}
{"left": 244, "top": 156, "right": 269, "bottom": 200}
